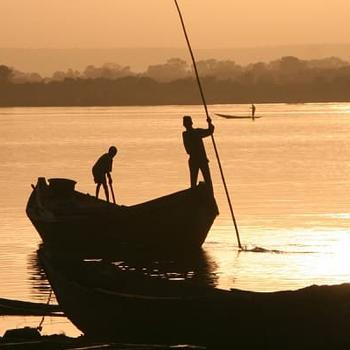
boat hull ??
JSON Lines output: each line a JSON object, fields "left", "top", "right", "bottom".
{"left": 26, "top": 178, "right": 218, "bottom": 253}
{"left": 39, "top": 249, "right": 350, "bottom": 349}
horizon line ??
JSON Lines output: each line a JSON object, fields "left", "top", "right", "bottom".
{"left": 2, "top": 43, "right": 350, "bottom": 51}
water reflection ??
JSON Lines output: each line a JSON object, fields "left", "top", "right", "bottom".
{"left": 27, "top": 251, "right": 52, "bottom": 300}
{"left": 104, "top": 248, "right": 219, "bottom": 288}
{"left": 29, "top": 245, "right": 219, "bottom": 298}
{"left": 26, "top": 246, "right": 220, "bottom": 338}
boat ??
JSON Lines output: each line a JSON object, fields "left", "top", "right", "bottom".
{"left": 0, "top": 297, "right": 62, "bottom": 316}
{"left": 26, "top": 177, "right": 218, "bottom": 253}
{"left": 215, "top": 113, "right": 262, "bottom": 119}
{"left": 38, "top": 248, "right": 350, "bottom": 349}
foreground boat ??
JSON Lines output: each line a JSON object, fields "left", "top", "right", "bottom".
{"left": 38, "top": 248, "right": 350, "bottom": 349}
{"left": 26, "top": 178, "right": 218, "bottom": 253}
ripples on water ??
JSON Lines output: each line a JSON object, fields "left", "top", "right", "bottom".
{"left": 1, "top": 103, "right": 350, "bottom": 335}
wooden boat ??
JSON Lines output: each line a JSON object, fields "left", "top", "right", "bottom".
{"left": 26, "top": 178, "right": 218, "bottom": 253}
{"left": 39, "top": 248, "right": 350, "bottom": 349}
{"left": 0, "top": 297, "right": 62, "bottom": 316}
{"left": 215, "top": 113, "right": 262, "bottom": 119}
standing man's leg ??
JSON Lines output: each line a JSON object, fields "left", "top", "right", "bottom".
{"left": 189, "top": 159, "right": 199, "bottom": 188}
{"left": 200, "top": 162, "right": 213, "bottom": 193}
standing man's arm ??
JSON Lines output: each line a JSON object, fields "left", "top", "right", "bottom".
{"left": 207, "top": 117, "right": 214, "bottom": 134}
{"left": 199, "top": 117, "right": 215, "bottom": 138}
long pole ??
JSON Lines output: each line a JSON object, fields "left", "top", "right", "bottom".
{"left": 173, "top": 0, "right": 242, "bottom": 249}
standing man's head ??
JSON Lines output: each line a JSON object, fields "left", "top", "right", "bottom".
{"left": 183, "top": 115, "right": 193, "bottom": 129}
{"left": 108, "top": 146, "right": 117, "bottom": 158}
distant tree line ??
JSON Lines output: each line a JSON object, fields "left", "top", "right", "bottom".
{"left": 1, "top": 56, "right": 350, "bottom": 106}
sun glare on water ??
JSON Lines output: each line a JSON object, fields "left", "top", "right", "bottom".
{"left": 312, "top": 230, "right": 350, "bottom": 282}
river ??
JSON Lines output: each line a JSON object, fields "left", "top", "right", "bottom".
{"left": 1, "top": 103, "right": 350, "bottom": 336}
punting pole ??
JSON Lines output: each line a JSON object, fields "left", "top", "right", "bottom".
{"left": 173, "top": 0, "right": 242, "bottom": 249}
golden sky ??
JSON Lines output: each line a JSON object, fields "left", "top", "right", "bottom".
{"left": 1, "top": 0, "right": 349, "bottom": 49}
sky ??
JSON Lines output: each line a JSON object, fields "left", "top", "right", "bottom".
{"left": 1, "top": 0, "right": 349, "bottom": 49}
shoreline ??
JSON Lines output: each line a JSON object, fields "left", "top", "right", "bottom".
{"left": 1, "top": 100, "right": 350, "bottom": 108}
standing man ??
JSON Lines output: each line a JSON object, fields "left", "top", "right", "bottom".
{"left": 182, "top": 115, "right": 214, "bottom": 191}
{"left": 92, "top": 146, "right": 117, "bottom": 203}
{"left": 251, "top": 104, "right": 256, "bottom": 121}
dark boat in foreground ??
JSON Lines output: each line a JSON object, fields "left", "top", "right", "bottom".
{"left": 215, "top": 113, "right": 262, "bottom": 119}
{"left": 26, "top": 178, "right": 218, "bottom": 253}
{"left": 39, "top": 249, "right": 350, "bottom": 349}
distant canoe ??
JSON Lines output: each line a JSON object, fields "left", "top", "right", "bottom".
{"left": 215, "top": 113, "right": 262, "bottom": 119}
{"left": 26, "top": 177, "right": 218, "bottom": 253}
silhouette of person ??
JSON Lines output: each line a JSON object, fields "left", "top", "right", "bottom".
{"left": 251, "top": 104, "right": 256, "bottom": 121}
{"left": 92, "top": 146, "right": 117, "bottom": 202}
{"left": 182, "top": 115, "right": 214, "bottom": 191}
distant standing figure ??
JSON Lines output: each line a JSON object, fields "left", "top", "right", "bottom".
{"left": 182, "top": 115, "right": 214, "bottom": 191}
{"left": 92, "top": 146, "right": 117, "bottom": 202}
{"left": 251, "top": 104, "right": 256, "bottom": 121}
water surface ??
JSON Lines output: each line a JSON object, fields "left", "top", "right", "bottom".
{"left": 1, "top": 103, "right": 350, "bottom": 335}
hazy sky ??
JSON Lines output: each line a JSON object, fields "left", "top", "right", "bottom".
{"left": 1, "top": 0, "right": 349, "bottom": 49}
